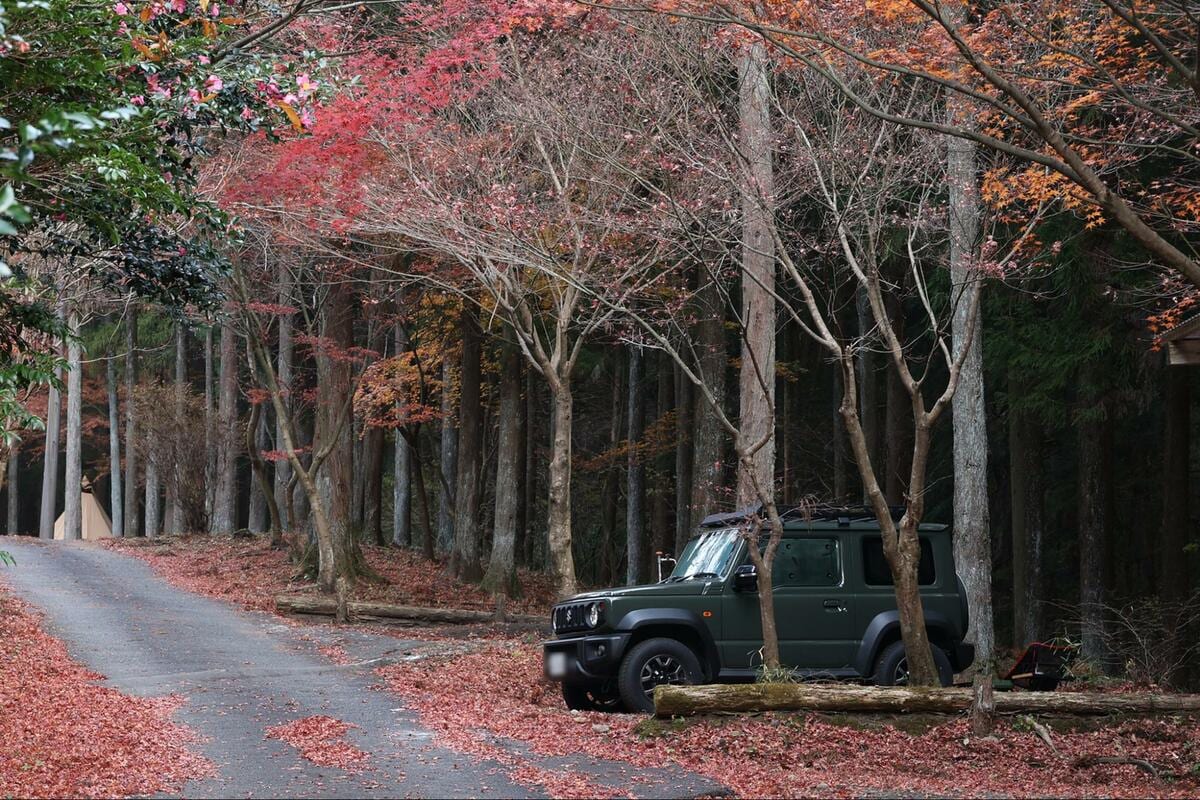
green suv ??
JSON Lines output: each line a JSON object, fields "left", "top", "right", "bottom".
{"left": 543, "top": 506, "right": 974, "bottom": 712}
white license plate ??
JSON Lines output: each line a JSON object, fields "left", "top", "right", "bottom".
{"left": 547, "top": 651, "right": 567, "bottom": 678}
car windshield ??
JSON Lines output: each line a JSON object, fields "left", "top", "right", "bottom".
{"left": 668, "top": 529, "right": 741, "bottom": 581}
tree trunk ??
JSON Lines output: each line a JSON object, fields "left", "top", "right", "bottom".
{"left": 652, "top": 357, "right": 673, "bottom": 564}
{"left": 598, "top": 352, "right": 623, "bottom": 584}
{"left": 275, "top": 595, "right": 542, "bottom": 625}
{"left": 547, "top": 382, "right": 577, "bottom": 598}
{"left": 6, "top": 445, "right": 18, "bottom": 534}
{"left": 832, "top": 366, "right": 849, "bottom": 502}
{"left": 653, "top": 683, "right": 1200, "bottom": 718}
{"left": 248, "top": 406, "right": 270, "bottom": 534}
{"left": 394, "top": 431, "right": 412, "bottom": 548}
{"left": 167, "top": 323, "right": 186, "bottom": 533}
{"left": 204, "top": 326, "right": 215, "bottom": 526}
{"left": 1161, "top": 367, "right": 1190, "bottom": 603}
{"left": 884, "top": 357, "right": 911, "bottom": 505}
{"left": 691, "top": 275, "right": 726, "bottom": 529}
{"left": 1077, "top": 404, "right": 1109, "bottom": 668}
{"left": 362, "top": 425, "right": 384, "bottom": 545}
{"left": 674, "top": 362, "right": 694, "bottom": 555}
{"left": 482, "top": 341, "right": 522, "bottom": 597}
{"left": 451, "top": 308, "right": 483, "bottom": 582}
{"left": 62, "top": 312, "right": 83, "bottom": 541}
{"left": 211, "top": 323, "right": 239, "bottom": 534}
{"left": 524, "top": 369, "right": 538, "bottom": 568}
{"left": 948, "top": 129, "right": 992, "bottom": 676}
{"left": 513, "top": 360, "right": 528, "bottom": 566}
{"left": 314, "top": 279, "right": 360, "bottom": 589}
{"left": 856, "top": 292, "right": 882, "bottom": 505}
{"left": 274, "top": 270, "right": 294, "bottom": 526}
{"left": 438, "top": 352, "right": 458, "bottom": 555}
{"left": 626, "top": 345, "right": 646, "bottom": 586}
{"left": 144, "top": 444, "right": 160, "bottom": 538}
{"left": 1010, "top": 398, "right": 1045, "bottom": 648}
{"left": 391, "top": 316, "right": 413, "bottom": 549}
{"left": 123, "top": 305, "right": 140, "bottom": 537}
{"left": 39, "top": 303, "right": 64, "bottom": 542}
{"left": 409, "top": 430, "right": 435, "bottom": 558}
{"left": 106, "top": 354, "right": 123, "bottom": 537}
{"left": 736, "top": 40, "right": 776, "bottom": 508}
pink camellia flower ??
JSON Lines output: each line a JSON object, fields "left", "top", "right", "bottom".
{"left": 198, "top": 55, "right": 210, "bottom": 65}
{"left": 299, "top": 108, "right": 315, "bottom": 128}
{"left": 171, "top": 0, "right": 185, "bottom": 11}
{"left": 240, "top": 106, "right": 254, "bottom": 121}
{"left": 114, "top": 2, "right": 129, "bottom": 15}
{"left": 283, "top": 92, "right": 298, "bottom": 106}
{"left": 130, "top": 95, "right": 146, "bottom": 106}
{"left": 205, "top": 74, "right": 223, "bottom": 93}
{"left": 188, "top": 87, "right": 203, "bottom": 103}
{"left": 296, "top": 73, "right": 317, "bottom": 95}
{"left": 209, "top": 3, "right": 219, "bottom": 16}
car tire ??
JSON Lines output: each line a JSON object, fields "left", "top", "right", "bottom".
{"left": 872, "top": 640, "right": 953, "bottom": 687}
{"left": 617, "top": 637, "right": 703, "bottom": 714}
{"left": 561, "top": 681, "right": 626, "bottom": 713}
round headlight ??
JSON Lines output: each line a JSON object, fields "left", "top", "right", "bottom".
{"left": 586, "top": 602, "right": 601, "bottom": 628}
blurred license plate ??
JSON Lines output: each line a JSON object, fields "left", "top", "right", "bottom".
{"left": 547, "top": 651, "right": 567, "bottom": 678}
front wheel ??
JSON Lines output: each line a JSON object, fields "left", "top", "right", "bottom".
{"left": 562, "top": 681, "right": 625, "bottom": 712}
{"left": 617, "top": 637, "right": 703, "bottom": 713}
{"left": 872, "top": 640, "right": 953, "bottom": 687}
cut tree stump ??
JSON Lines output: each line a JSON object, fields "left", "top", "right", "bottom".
{"left": 654, "top": 683, "right": 1200, "bottom": 718}
{"left": 275, "top": 595, "right": 545, "bottom": 626}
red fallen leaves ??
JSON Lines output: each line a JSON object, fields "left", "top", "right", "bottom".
{"left": 379, "top": 641, "right": 1200, "bottom": 799}
{"left": 0, "top": 585, "right": 212, "bottom": 799}
{"left": 265, "top": 715, "right": 370, "bottom": 772}
{"left": 104, "top": 534, "right": 556, "bottom": 617}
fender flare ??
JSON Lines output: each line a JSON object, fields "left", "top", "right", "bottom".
{"left": 614, "top": 608, "right": 721, "bottom": 680}
{"left": 853, "top": 610, "right": 962, "bottom": 677}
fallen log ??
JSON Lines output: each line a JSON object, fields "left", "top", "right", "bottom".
{"left": 275, "top": 595, "right": 545, "bottom": 626}
{"left": 654, "top": 682, "right": 1200, "bottom": 718}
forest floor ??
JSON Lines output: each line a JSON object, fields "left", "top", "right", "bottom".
{"left": 105, "top": 533, "right": 1200, "bottom": 798}
{"left": 0, "top": 580, "right": 213, "bottom": 798}
{"left": 102, "top": 533, "right": 558, "bottom": 616}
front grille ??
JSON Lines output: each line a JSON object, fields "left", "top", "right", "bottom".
{"left": 552, "top": 602, "right": 590, "bottom": 634}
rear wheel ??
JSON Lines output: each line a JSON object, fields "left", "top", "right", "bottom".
{"left": 872, "top": 641, "right": 953, "bottom": 687}
{"left": 562, "top": 680, "right": 625, "bottom": 712}
{"left": 617, "top": 637, "right": 703, "bottom": 713}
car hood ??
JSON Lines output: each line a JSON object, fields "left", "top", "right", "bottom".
{"left": 565, "top": 581, "right": 717, "bottom": 602}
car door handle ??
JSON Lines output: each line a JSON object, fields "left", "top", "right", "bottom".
{"left": 823, "top": 600, "right": 846, "bottom": 612}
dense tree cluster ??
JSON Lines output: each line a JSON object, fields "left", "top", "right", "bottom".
{"left": 3, "top": 0, "right": 1197, "bottom": 700}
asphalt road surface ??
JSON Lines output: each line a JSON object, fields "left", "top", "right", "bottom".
{"left": 3, "top": 538, "right": 725, "bottom": 799}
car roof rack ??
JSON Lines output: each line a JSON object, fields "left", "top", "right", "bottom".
{"left": 698, "top": 502, "right": 906, "bottom": 529}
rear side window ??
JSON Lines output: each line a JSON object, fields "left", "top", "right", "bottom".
{"left": 772, "top": 538, "right": 841, "bottom": 587}
{"left": 862, "top": 536, "right": 935, "bottom": 586}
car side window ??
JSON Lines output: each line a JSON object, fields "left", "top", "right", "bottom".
{"left": 771, "top": 538, "right": 841, "bottom": 587}
{"left": 862, "top": 535, "right": 936, "bottom": 586}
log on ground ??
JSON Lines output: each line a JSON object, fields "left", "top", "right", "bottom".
{"left": 654, "top": 683, "right": 1200, "bottom": 718}
{"left": 275, "top": 595, "right": 544, "bottom": 625}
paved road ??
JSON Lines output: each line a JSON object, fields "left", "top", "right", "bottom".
{"left": 2, "top": 539, "right": 724, "bottom": 799}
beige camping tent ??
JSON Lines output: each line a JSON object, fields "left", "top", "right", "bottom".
{"left": 53, "top": 481, "right": 113, "bottom": 541}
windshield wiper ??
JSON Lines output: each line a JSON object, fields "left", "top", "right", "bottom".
{"left": 683, "top": 571, "right": 720, "bottom": 581}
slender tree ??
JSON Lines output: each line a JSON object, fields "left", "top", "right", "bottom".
{"left": 481, "top": 339, "right": 523, "bottom": 599}
{"left": 123, "top": 305, "right": 140, "bottom": 537}
{"left": 62, "top": 311, "right": 82, "bottom": 540}
{"left": 210, "top": 322, "right": 239, "bottom": 534}
{"left": 106, "top": 352, "right": 123, "bottom": 537}
{"left": 626, "top": 344, "right": 646, "bottom": 585}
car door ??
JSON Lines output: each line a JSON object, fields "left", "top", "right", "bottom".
{"left": 720, "top": 535, "right": 856, "bottom": 673}
{"left": 772, "top": 535, "right": 856, "bottom": 672}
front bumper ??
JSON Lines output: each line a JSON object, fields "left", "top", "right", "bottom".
{"left": 543, "top": 633, "right": 631, "bottom": 685}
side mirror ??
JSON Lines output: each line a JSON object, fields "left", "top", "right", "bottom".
{"left": 733, "top": 564, "right": 758, "bottom": 592}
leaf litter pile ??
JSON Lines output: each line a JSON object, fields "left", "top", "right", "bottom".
{"left": 104, "top": 534, "right": 555, "bottom": 615}
{"left": 0, "top": 586, "right": 212, "bottom": 799}
{"left": 265, "top": 715, "right": 370, "bottom": 772}
{"left": 379, "top": 640, "right": 1200, "bottom": 799}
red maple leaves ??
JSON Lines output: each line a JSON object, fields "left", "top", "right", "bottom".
{"left": 265, "top": 715, "right": 370, "bottom": 772}
{"left": 0, "top": 585, "right": 212, "bottom": 799}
